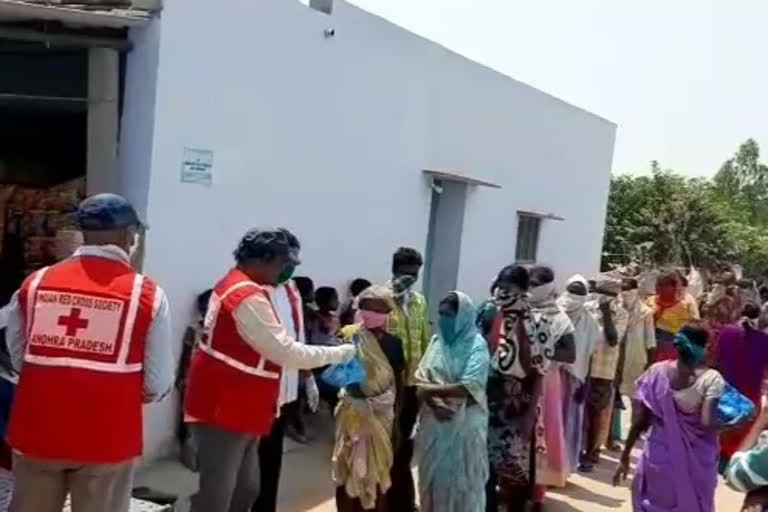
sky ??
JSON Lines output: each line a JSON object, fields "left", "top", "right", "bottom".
{"left": 348, "top": 0, "right": 768, "bottom": 177}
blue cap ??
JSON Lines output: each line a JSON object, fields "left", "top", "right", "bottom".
{"left": 77, "top": 193, "right": 143, "bottom": 231}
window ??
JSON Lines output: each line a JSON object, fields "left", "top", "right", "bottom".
{"left": 515, "top": 214, "right": 541, "bottom": 263}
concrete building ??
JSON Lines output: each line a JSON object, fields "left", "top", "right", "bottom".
{"left": 0, "top": 0, "right": 615, "bottom": 461}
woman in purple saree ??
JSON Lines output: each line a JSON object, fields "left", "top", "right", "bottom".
{"left": 614, "top": 325, "right": 726, "bottom": 512}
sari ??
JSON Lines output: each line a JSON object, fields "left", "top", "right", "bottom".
{"left": 333, "top": 326, "right": 397, "bottom": 510}
{"left": 531, "top": 294, "right": 574, "bottom": 494}
{"left": 632, "top": 363, "right": 720, "bottom": 512}
{"left": 715, "top": 325, "right": 768, "bottom": 462}
{"left": 486, "top": 291, "right": 562, "bottom": 501}
{"left": 415, "top": 291, "right": 489, "bottom": 512}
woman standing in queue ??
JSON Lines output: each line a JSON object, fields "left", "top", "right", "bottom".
{"left": 332, "top": 286, "right": 404, "bottom": 512}
{"left": 415, "top": 291, "right": 490, "bottom": 512}
{"left": 481, "top": 265, "right": 575, "bottom": 512}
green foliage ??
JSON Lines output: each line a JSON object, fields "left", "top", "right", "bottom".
{"left": 603, "top": 139, "right": 768, "bottom": 276}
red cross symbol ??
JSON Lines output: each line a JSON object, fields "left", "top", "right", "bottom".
{"left": 58, "top": 308, "right": 90, "bottom": 337}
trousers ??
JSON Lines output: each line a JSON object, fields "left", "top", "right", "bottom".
{"left": 191, "top": 423, "right": 261, "bottom": 512}
{"left": 10, "top": 453, "right": 135, "bottom": 512}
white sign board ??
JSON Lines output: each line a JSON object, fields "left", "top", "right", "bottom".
{"left": 181, "top": 148, "right": 213, "bottom": 186}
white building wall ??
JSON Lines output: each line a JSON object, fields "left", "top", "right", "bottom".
{"left": 128, "top": 0, "right": 615, "bottom": 459}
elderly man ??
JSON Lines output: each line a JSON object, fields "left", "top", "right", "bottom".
{"left": 5, "top": 193, "right": 173, "bottom": 512}
{"left": 185, "top": 228, "right": 355, "bottom": 512}
{"left": 580, "top": 279, "right": 628, "bottom": 472}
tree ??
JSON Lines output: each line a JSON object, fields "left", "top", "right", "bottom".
{"left": 603, "top": 139, "right": 768, "bottom": 276}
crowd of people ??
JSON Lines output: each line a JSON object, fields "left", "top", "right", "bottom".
{"left": 3, "top": 193, "right": 768, "bottom": 512}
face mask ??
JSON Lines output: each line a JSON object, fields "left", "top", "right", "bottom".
{"left": 494, "top": 289, "right": 527, "bottom": 310}
{"left": 277, "top": 264, "right": 296, "bottom": 284}
{"left": 529, "top": 282, "right": 555, "bottom": 304}
{"left": 620, "top": 290, "right": 639, "bottom": 306}
{"left": 392, "top": 275, "right": 417, "bottom": 296}
{"left": 438, "top": 314, "right": 456, "bottom": 343}
{"left": 658, "top": 287, "right": 677, "bottom": 302}
{"left": 674, "top": 333, "right": 706, "bottom": 366}
{"left": 358, "top": 310, "right": 388, "bottom": 329}
{"left": 559, "top": 292, "right": 587, "bottom": 311}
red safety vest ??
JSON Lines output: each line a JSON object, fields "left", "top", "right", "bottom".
{"left": 8, "top": 254, "right": 158, "bottom": 463}
{"left": 184, "top": 269, "right": 302, "bottom": 436}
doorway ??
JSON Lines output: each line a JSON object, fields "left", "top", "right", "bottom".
{"left": 423, "top": 179, "right": 468, "bottom": 323}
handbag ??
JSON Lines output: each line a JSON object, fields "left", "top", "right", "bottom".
{"left": 320, "top": 351, "right": 366, "bottom": 389}
{"left": 717, "top": 382, "right": 756, "bottom": 427}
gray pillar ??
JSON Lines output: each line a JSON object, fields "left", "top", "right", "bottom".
{"left": 87, "top": 48, "right": 120, "bottom": 195}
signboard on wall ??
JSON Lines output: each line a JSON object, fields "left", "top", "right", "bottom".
{"left": 181, "top": 148, "right": 213, "bottom": 186}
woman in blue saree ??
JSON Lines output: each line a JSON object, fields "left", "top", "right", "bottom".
{"left": 415, "top": 291, "right": 490, "bottom": 512}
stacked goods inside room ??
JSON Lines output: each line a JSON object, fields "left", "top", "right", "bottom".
{"left": 0, "top": 43, "right": 88, "bottom": 306}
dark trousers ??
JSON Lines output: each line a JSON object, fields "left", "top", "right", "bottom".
{"left": 387, "top": 386, "right": 418, "bottom": 511}
{"left": 251, "top": 409, "right": 287, "bottom": 512}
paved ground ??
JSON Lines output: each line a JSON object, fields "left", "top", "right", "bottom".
{"left": 136, "top": 409, "right": 746, "bottom": 511}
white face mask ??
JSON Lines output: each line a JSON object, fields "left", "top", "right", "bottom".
{"left": 529, "top": 282, "right": 556, "bottom": 303}
{"left": 558, "top": 292, "right": 588, "bottom": 312}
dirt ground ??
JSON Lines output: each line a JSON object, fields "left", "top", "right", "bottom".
{"left": 276, "top": 411, "right": 745, "bottom": 512}
{"left": 136, "top": 409, "right": 746, "bottom": 511}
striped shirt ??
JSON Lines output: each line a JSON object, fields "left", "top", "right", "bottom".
{"left": 726, "top": 430, "right": 768, "bottom": 492}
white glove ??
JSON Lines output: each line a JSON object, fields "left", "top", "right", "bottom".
{"left": 337, "top": 344, "right": 357, "bottom": 363}
{"left": 305, "top": 374, "right": 320, "bottom": 413}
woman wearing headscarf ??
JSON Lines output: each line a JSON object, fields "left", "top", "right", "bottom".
{"left": 613, "top": 325, "right": 728, "bottom": 512}
{"left": 415, "top": 291, "right": 489, "bottom": 512}
{"left": 527, "top": 266, "right": 576, "bottom": 509}
{"left": 332, "top": 286, "right": 405, "bottom": 512}
{"left": 557, "top": 275, "right": 601, "bottom": 473}
{"left": 481, "top": 265, "right": 539, "bottom": 511}
{"left": 648, "top": 271, "right": 699, "bottom": 361}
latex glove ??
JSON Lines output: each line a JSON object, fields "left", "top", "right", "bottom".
{"left": 337, "top": 344, "right": 357, "bottom": 363}
{"left": 305, "top": 375, "right": 320, "bottom": 413}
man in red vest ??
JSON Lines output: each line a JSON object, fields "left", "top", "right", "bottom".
{"left": 3, "top": 193, "right": 173, "bottom": 512}
{"left": 185, "top": 228, "right": 355, "bottom": 512}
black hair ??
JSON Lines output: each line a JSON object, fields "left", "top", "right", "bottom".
{"left": 679, "top": 324, "right": 709, "bottom": 347}
{"left": 495, "top": 265, "right": 530, "bottom": 291}
{"left": 293, "top": 276, "right": 314, "bottom": 301}
{"left": 529, "top": 265, "right": 555, "bottom": 285}
{"left": 197, "top": 289, "right": 213, "bottom": 318}
{"left": 738, "top": 279, "right": 755, "bottom": 289}
{"left": 392, "top": 247, "right": 423, "bottom": 273}
{"left": 657, "top": 270, "right": 679, "bottom": 288}
{"left": 349, "top": 278, "right": 372, "bottom": 297}
{"left": 742, "top": 303, "right": 761, "bottom": 320}
{"left": 233, "top": 228, "right": 299, "bottom": 265}
{"left": 315, "top": 286, "right": 339, "bottom": 311}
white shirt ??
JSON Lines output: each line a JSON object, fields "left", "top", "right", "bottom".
{"left": 231, "top": 289, "right": 353, "bottom": 370}
{"left": 563, "top": 307, "right": 602, "bottom": 382}
{"left": 273, "top": 285, "right": 300, "bottom": 407}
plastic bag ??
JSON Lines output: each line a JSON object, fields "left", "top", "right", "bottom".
{"left": 717, "top": 383, "right": 755, "bottom": 427}
{"left": 321, "top": 353, "right": 366, "bottom": 388}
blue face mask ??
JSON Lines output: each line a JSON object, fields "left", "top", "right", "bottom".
{"left": 438, "top": 313, "right": 457, "bottom": 343}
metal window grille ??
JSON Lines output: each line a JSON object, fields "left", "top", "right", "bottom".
{"left": 515, "top": 214, "right": 541, "bottom": 263}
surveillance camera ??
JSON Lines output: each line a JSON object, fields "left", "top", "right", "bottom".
{"left": 324, "top": 28, "right": 336, "bottom": 38}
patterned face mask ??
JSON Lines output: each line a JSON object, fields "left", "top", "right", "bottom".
{"left": 392, "top": 275, "right": 417, "bottom": 296}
